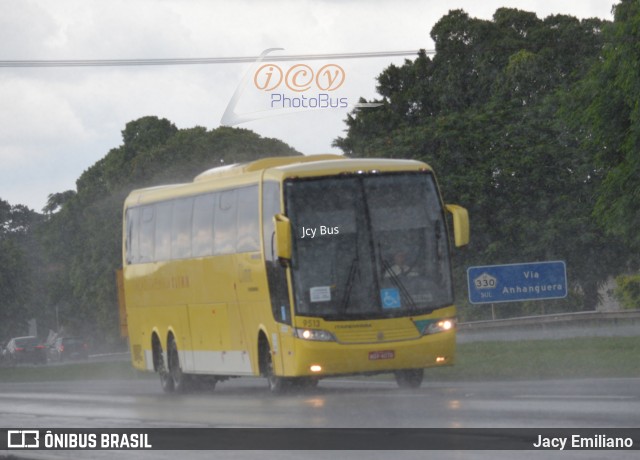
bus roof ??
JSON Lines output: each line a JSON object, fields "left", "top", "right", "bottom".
{"left": 125, "top": 155, "right": 432, "bottom": 207}
{"left": 195, "top": 155, "right": 432, "bottom": 182}
{"left": 193, "top": 154, "right": 344, "bottom": 181}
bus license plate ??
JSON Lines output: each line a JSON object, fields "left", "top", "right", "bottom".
{"left": 368, "top": 350, "right": 395, "bottom": 360}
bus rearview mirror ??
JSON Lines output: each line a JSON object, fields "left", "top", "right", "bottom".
{"left": 274, "top": 214, "right": 292, "bottom": 263}
{"left": 445, "top": 204, "right": 470, "bottom": 247}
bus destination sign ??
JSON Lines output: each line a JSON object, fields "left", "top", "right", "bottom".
{"left": 467, "top": 261, "right": 567, "bottom": 304}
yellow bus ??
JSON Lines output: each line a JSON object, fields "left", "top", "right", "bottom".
{"left": 121, "top": 154, "right": 469, "bottom": 392}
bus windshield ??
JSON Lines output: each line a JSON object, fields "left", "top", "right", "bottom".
{"left": 285, "top": 172, "right": 453, "bottom": 320}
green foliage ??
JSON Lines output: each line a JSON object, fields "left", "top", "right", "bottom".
{"left": 614, "top": 274, "right": 640, "bottom": 310}
{"left": 0, "top": 199, "right": 46, "bottom": 339}
{"left": 335, "top": 8, "right": 627, "bottom": 319}
{"left": 0, "top": 237, "right": 28, "bottom": 337}
{"left": 38, "top": 118, "right": 298, "bottom": 345}
{"left": 576, "top": 0, "right": 640, "bottom": 250}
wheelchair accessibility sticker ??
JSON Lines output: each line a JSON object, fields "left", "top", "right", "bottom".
{"left": 381, "top": 288, "right": 401, "bottom": 309}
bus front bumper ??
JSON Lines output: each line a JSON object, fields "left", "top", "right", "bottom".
{"left": 286, "top": 329, "right": 456, "bottom": 377}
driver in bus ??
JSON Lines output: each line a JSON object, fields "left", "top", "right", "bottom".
{"left": 387, "top": 251, "right": 419, "bottom": 278}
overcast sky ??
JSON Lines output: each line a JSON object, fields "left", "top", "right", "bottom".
{"left": 0, "top": 0, "right": 618, "bottom": 211}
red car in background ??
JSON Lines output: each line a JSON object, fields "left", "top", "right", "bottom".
{"left": 4, "top": 336, "right": 47, "bottom": 366}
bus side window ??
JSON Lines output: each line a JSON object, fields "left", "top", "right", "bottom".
{"left": 126, "top": 207, "right": 140, "bottom": 264}
{"left": 155, "top": 201, "right": 173, "bottom": 261}
{"left": 214, "top": 190, "right": 237, "bottom": 255}
{"left": 192, "top": 193, "right": 215, "bottom": 257}
{"left": 172, "top": 197, "right": 193, "bottom": 259}
{"left": 236, "top": 186, "right": 259, "bottom": 252}
{"left": 139, "top": 205, "right": 155, "bottom": 263}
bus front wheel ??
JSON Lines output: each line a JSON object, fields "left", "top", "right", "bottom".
{"left": 394, "top": 369, "right": 424, "bottom": 389}
{"left": 261, "top": 345, "right": 287, "bottom": 393}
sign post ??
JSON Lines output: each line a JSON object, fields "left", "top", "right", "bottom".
{"left": 467, "top": 261, "right": 567, "bottom": 305}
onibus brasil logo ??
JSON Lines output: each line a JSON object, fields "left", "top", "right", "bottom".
{"left": 221, "top": 48, "right": 381, "bottom": 126}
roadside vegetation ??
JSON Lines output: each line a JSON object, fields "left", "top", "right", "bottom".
{"left": 0, "top": 122, "right": 298, "bottom": 346}
{"left": 0, "top": 360, "right": 152, "bottom": 383}
{"left": 335, "top": 2, "right": 640, "bottom": 320}
{"left": 431, "top": 336, "right": 640, "bottom": 381}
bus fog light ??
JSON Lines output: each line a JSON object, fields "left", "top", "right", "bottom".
{"left": 310, "top": 365, "right": 322, "bottom": 373}
{"left": 436, "top": 356, "right": 446, "bottom": 363}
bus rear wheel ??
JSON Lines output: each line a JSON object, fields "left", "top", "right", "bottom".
{"left": 167, "top": 336, "right": 190, "bottom": 393}
{"left": 394, "top": 369, "right": 424, "bottom": 389}
{"left": 155, "top": 343, "right": 174, "bottom": 393}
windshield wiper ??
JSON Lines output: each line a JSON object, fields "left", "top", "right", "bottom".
{"left": 380, "top": 256, "right": 417, "bottom": 310}
{"left": 340, "top": 255, "right": 359, "bottom": 312}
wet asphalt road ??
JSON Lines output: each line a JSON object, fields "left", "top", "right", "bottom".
{"left": 1, "top": 376, "right": 639, "bottom": 460}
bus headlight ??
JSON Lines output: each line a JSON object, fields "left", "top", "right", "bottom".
{"left": 294, "top": 328, "right": 336, "bottom": 342}
{"left": 421, "top": 318, "right": 456, "bottom": 335}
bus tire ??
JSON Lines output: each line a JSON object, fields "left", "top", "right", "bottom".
{"left": 262, "top": 346, "right": 287, "bottom": 393}
{"left": 394, "top": 369, "right": 424, "bottom": 389}
{"left": 155, "top": 342, "right": 174, "bottom": 393}
{"left": 167, "top": 336, "right": 190, "bottom": 393}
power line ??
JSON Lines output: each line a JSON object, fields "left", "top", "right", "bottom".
{"left": 0, "top": 50, "right": 434, "bottom": 68}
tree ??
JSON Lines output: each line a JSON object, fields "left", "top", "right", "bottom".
{"left": 0, "top": 237, "right": 29, "bottom": 338}
{"left": 335, "top": 8, "right": 618, "bottom": 318}
{"left": 0, "top": 199, "right": 45, "bottom": 339}
{"left": 39, "top": 118, "right": 298, "bottom": 345}
{"left": 579, "top": 0, "right": 640, "bottom": 251}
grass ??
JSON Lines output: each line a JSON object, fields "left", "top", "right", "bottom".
{"left": 0, "top": 336, "right": 638, "bottom": 383}
{"left": 429, "top": 336, "right": 640, "bottom": 381}
{"left": 0, "top": 360, "right": 152, "bottom": 383}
